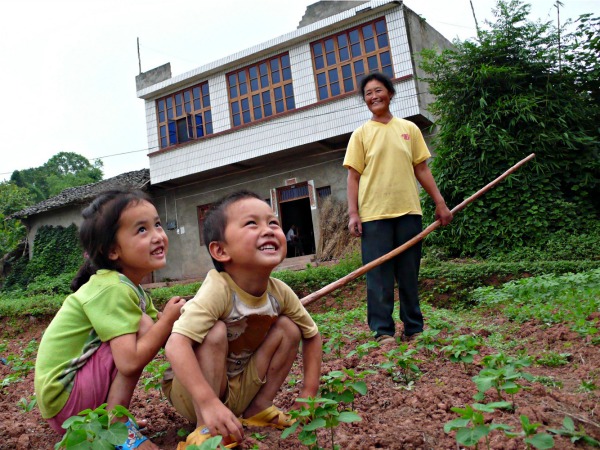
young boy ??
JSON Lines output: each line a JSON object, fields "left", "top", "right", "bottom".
{"left": 164, "top": 190, "right": 322, "bottom": 449}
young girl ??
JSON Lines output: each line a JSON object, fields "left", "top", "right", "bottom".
{"left": 34, "top": 189, "right": 186, "bottom": 450}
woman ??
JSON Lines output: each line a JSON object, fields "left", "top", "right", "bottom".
{"left": 343, "top": 72, "right": 453, "bottom": 344}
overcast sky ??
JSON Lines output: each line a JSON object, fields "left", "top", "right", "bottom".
{"left": 0, "top": 0, "right": 595, "bottom": 181}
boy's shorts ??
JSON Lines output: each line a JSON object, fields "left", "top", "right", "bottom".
{"left": 162, "top": 353, "right": 265, "bottom": 422}
{"left": 47, "top": 342, "right": 118, "bottom": 434}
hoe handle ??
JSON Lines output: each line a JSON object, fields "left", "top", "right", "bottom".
{"left": 300, "top": 153, "right": 536, "bottom": 307}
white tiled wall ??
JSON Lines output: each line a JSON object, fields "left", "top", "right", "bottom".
{"left": 145, "top": 0, "right": 421, "bottom": 184}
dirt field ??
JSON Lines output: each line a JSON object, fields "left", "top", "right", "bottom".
{"left": 1, "top": 282, "right": 599, "bottom": 449}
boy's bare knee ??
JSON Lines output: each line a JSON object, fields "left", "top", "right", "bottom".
{"left": 276, "top": 316, "right": 301, "bottom": 344}
{"left": 203, "top": 320, "right": 227, "bottom": 345}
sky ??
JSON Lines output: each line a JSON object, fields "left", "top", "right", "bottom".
{"left": 0, "top": 0, "right": 596, "bottom": 181}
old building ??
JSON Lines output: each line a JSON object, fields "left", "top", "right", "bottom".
{"left": 136, "top": 0, "right": 452, "bottom": 281}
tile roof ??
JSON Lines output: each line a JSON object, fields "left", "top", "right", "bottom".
{"left": 10, "top": 169, "right": 150, "bottom": 219}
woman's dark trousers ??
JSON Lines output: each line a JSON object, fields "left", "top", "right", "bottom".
{"left": 361, "top": 215, "right": 423, "bottom": 338}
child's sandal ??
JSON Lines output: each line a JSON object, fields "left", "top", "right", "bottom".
{"left": 116, "top": 419, "right": 148, "bottom": 450}
{"left": 177, "top": 426, "right": 238, "bottom": 449}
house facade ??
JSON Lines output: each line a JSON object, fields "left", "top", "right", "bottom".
{"left": 137, "top": 0, "right": 452, "bottom": 282}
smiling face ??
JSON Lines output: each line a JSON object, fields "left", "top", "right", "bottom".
{"left": 210, "top": 197, "right": 286, "bottom": 276}
{"left": 363, "top": 79, "right": 393, "bottom": 119}
{"left": 108, "top": 200, "right": 168, "bottom": 285}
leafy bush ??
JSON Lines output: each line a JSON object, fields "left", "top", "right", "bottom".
{"left": 3, "top": 224, "right": 83, "bottom": 292}
{"left": 419, "top": 1, "right": 599, "bottom": 258}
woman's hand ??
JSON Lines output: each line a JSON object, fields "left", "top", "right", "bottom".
{"left": 348, "top": 212, "right": 362, "bottom": 237}
{"left": 435, "top": 203, "right": 453, "bottom": 226}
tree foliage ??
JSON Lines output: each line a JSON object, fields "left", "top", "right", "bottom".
{"left": 419, "top": 0, "right": 599, "bottom": 257}
{"left": 10, "top": 152, "right": 103, "bottom": 203}
{"left": 0, "top": 182, "right": 32, "bottom": 256}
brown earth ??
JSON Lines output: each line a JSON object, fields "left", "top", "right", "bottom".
{"left": 1, "top": 282, "right": 599, "bottom": 450}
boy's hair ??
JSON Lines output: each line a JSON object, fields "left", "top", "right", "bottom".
{"left": 203, "top": 190, "right": 263, "bottom": 272}
{"left": 359, "top": 71, "right": 396, "bottom": 99}
{"left": 71, "top": 189, "right": 152, "bottom": 291}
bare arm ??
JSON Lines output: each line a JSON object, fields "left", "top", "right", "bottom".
{"left": 346, "top": 167, "right": 362, "bottom": 237}
{"left": 165, "top": 332, "right": 243, "bottom": 441}
{"left": 414, "top": 161, "right": 453, "bottom": 226}
{"left": 297, "top": 333, "right": 323, "bottom": 403}
{"left": 110, "top": 296, "right": 185, "bottom": 376}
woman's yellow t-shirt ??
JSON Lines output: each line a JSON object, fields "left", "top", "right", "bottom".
{"left": 343, "top": 117, "right": 431, "bottom": 222}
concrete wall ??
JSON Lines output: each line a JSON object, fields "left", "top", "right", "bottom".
{"left": 151, "top": 152, "right": 348, "bottom": 281}
{"left": 403, "top": 5, "right": 454, "bottom": 122}
{"left": 297, "top": 1, "right": 369, "bottom": 28}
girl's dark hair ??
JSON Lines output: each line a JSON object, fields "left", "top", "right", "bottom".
{"left": 71, "top": 189, "right": 152, "bottom": 291}
{"left": 359, "top": 72, "right": 396, "bottom": 99}
{"left": 202, "top": 190, "right": 262, "bottom": 272}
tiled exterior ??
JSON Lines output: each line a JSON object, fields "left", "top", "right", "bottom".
{"left": 144, "top": 3, "right": 418, "bottom": 185}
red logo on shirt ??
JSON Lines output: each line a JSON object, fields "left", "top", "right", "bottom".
{"left": 402, "top": 134, "right": 410, "bottom": 140}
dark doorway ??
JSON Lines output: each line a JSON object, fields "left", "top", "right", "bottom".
{"left": 280, "top": 197, "right": 315, "bottom": 257}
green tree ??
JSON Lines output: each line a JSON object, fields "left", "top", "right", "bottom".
{"left": 419, "top": 0, "right": 599, "bottom": 256}
{"left": 11, "top": 152, "right": 103, "bottom": 202}
{"left": 0, "top": 182, "right": 33, "bottom": 256}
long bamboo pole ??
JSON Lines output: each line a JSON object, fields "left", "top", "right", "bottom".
{"left": 301, "top": 153, "right": 536, "bottom": 307}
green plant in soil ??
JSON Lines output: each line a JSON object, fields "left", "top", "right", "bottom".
{"left": 444, "top": 401, "right": 513, "bottom": 449}
{"left": 141, "top": 349, "right": 170, "bottom": 391}
{"left": 441, "top": 334, "right": 482, "bottom": 371}
{"left": 346, "top": 341, "right": 378, "bottom": 360}
{"left": 1, "top": 338, "right": 38, "bottom": 388}
{"left": 377, "top": 344, "right": 422, "bottom": 385}
{"left": 535, "top": 351, "right": 571, "bottom": 368}
{"left": 472, "top": 364, "right": 534, "bottom": 404}
{"left": 282, "top": 396, "right": 361, "bottom": 450}
{"left": 55, "top": 403, "right": 134, "bottom": 449}
{"left": 480, "top": 352, "right": 532, "bottom": 371}
{"left": 415, "top": 328, "right": 444, "bottom": 356}
{"left": 320, "top": 368, "right": 374, "bottom": 410}
{"left": 17, "top": 395, "right": 37, "bottom": 413}
{"left": 548, "top": 416, "right": 600, "bottom": 447}
{"left": 505, "top": 415, "right": 554, "bottom": 449}
{"left": 322, "top": 329, "right": 350, "bottom": 359}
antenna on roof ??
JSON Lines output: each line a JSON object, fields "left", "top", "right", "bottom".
{"left": 137, "top": 37, "right": 142, "bottom": 74}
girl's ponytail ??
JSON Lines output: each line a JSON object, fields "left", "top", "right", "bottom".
{"left": 70, "top": 258, "right": 97, "bottom": 292}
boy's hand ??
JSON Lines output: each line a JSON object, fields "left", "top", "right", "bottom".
{"left": 200, "top": 397, "right": 244, "bottom": 444}
{"left": 161, "top": 296, "right": 186, "bottom": 323}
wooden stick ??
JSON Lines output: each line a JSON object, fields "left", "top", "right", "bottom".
{"left": 301, "top": 153, "right": 536, "bottom": 307}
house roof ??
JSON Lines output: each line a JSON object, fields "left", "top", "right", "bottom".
{"left": 10, "top": 169, "right": 150, "bottom": 219}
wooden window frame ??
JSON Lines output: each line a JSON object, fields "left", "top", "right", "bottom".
{"left": 227, "top": 53, "right": 296, "bottom": 127}
{"left": 311, "top": 17, "right": 394, "bottom": 101}
{"left": 156, "top": 81, "right": 213, "bottom": 149}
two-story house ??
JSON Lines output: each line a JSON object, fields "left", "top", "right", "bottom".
{"left": 136, "top": 0, "right": 452, "bottom": 281}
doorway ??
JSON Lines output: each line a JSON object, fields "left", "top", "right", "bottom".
{"left": 278, "top": 184, "right": 315, "bottom": 258}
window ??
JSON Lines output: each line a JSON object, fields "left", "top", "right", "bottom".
{"left": 156, "top": 82, "right": 213, "bottom": 149}
{"left": 317, "top": 186, "right": 331, "bottom": 199}
{"left": 227, "top": 53, "right": 296, "bottom": 127}
{"left": 311, "top": 18, "right": 393, "bottom": 100}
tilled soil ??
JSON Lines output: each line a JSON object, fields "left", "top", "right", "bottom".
{"left": 1, "top": 285, "right": 599, "bottom": 450}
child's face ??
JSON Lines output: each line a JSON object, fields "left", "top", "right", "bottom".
{"left": 109, "top": 200, "right": 168, "bottom": 284}
{"left": 219, "top": 197, "right": 286, "bottom": 272}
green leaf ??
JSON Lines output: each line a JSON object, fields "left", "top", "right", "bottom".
{"left": 455, "top": 425, "right": 490, "bottom": 446}
{"left": 524, "top": 433, "right": 554, "bottom": 449}
{"left": 337, "top": 411, "right": 362, "bottom": 423}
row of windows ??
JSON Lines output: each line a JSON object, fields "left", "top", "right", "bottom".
{"left": 156, "top": 17, "right": 395, "bottom": 149}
